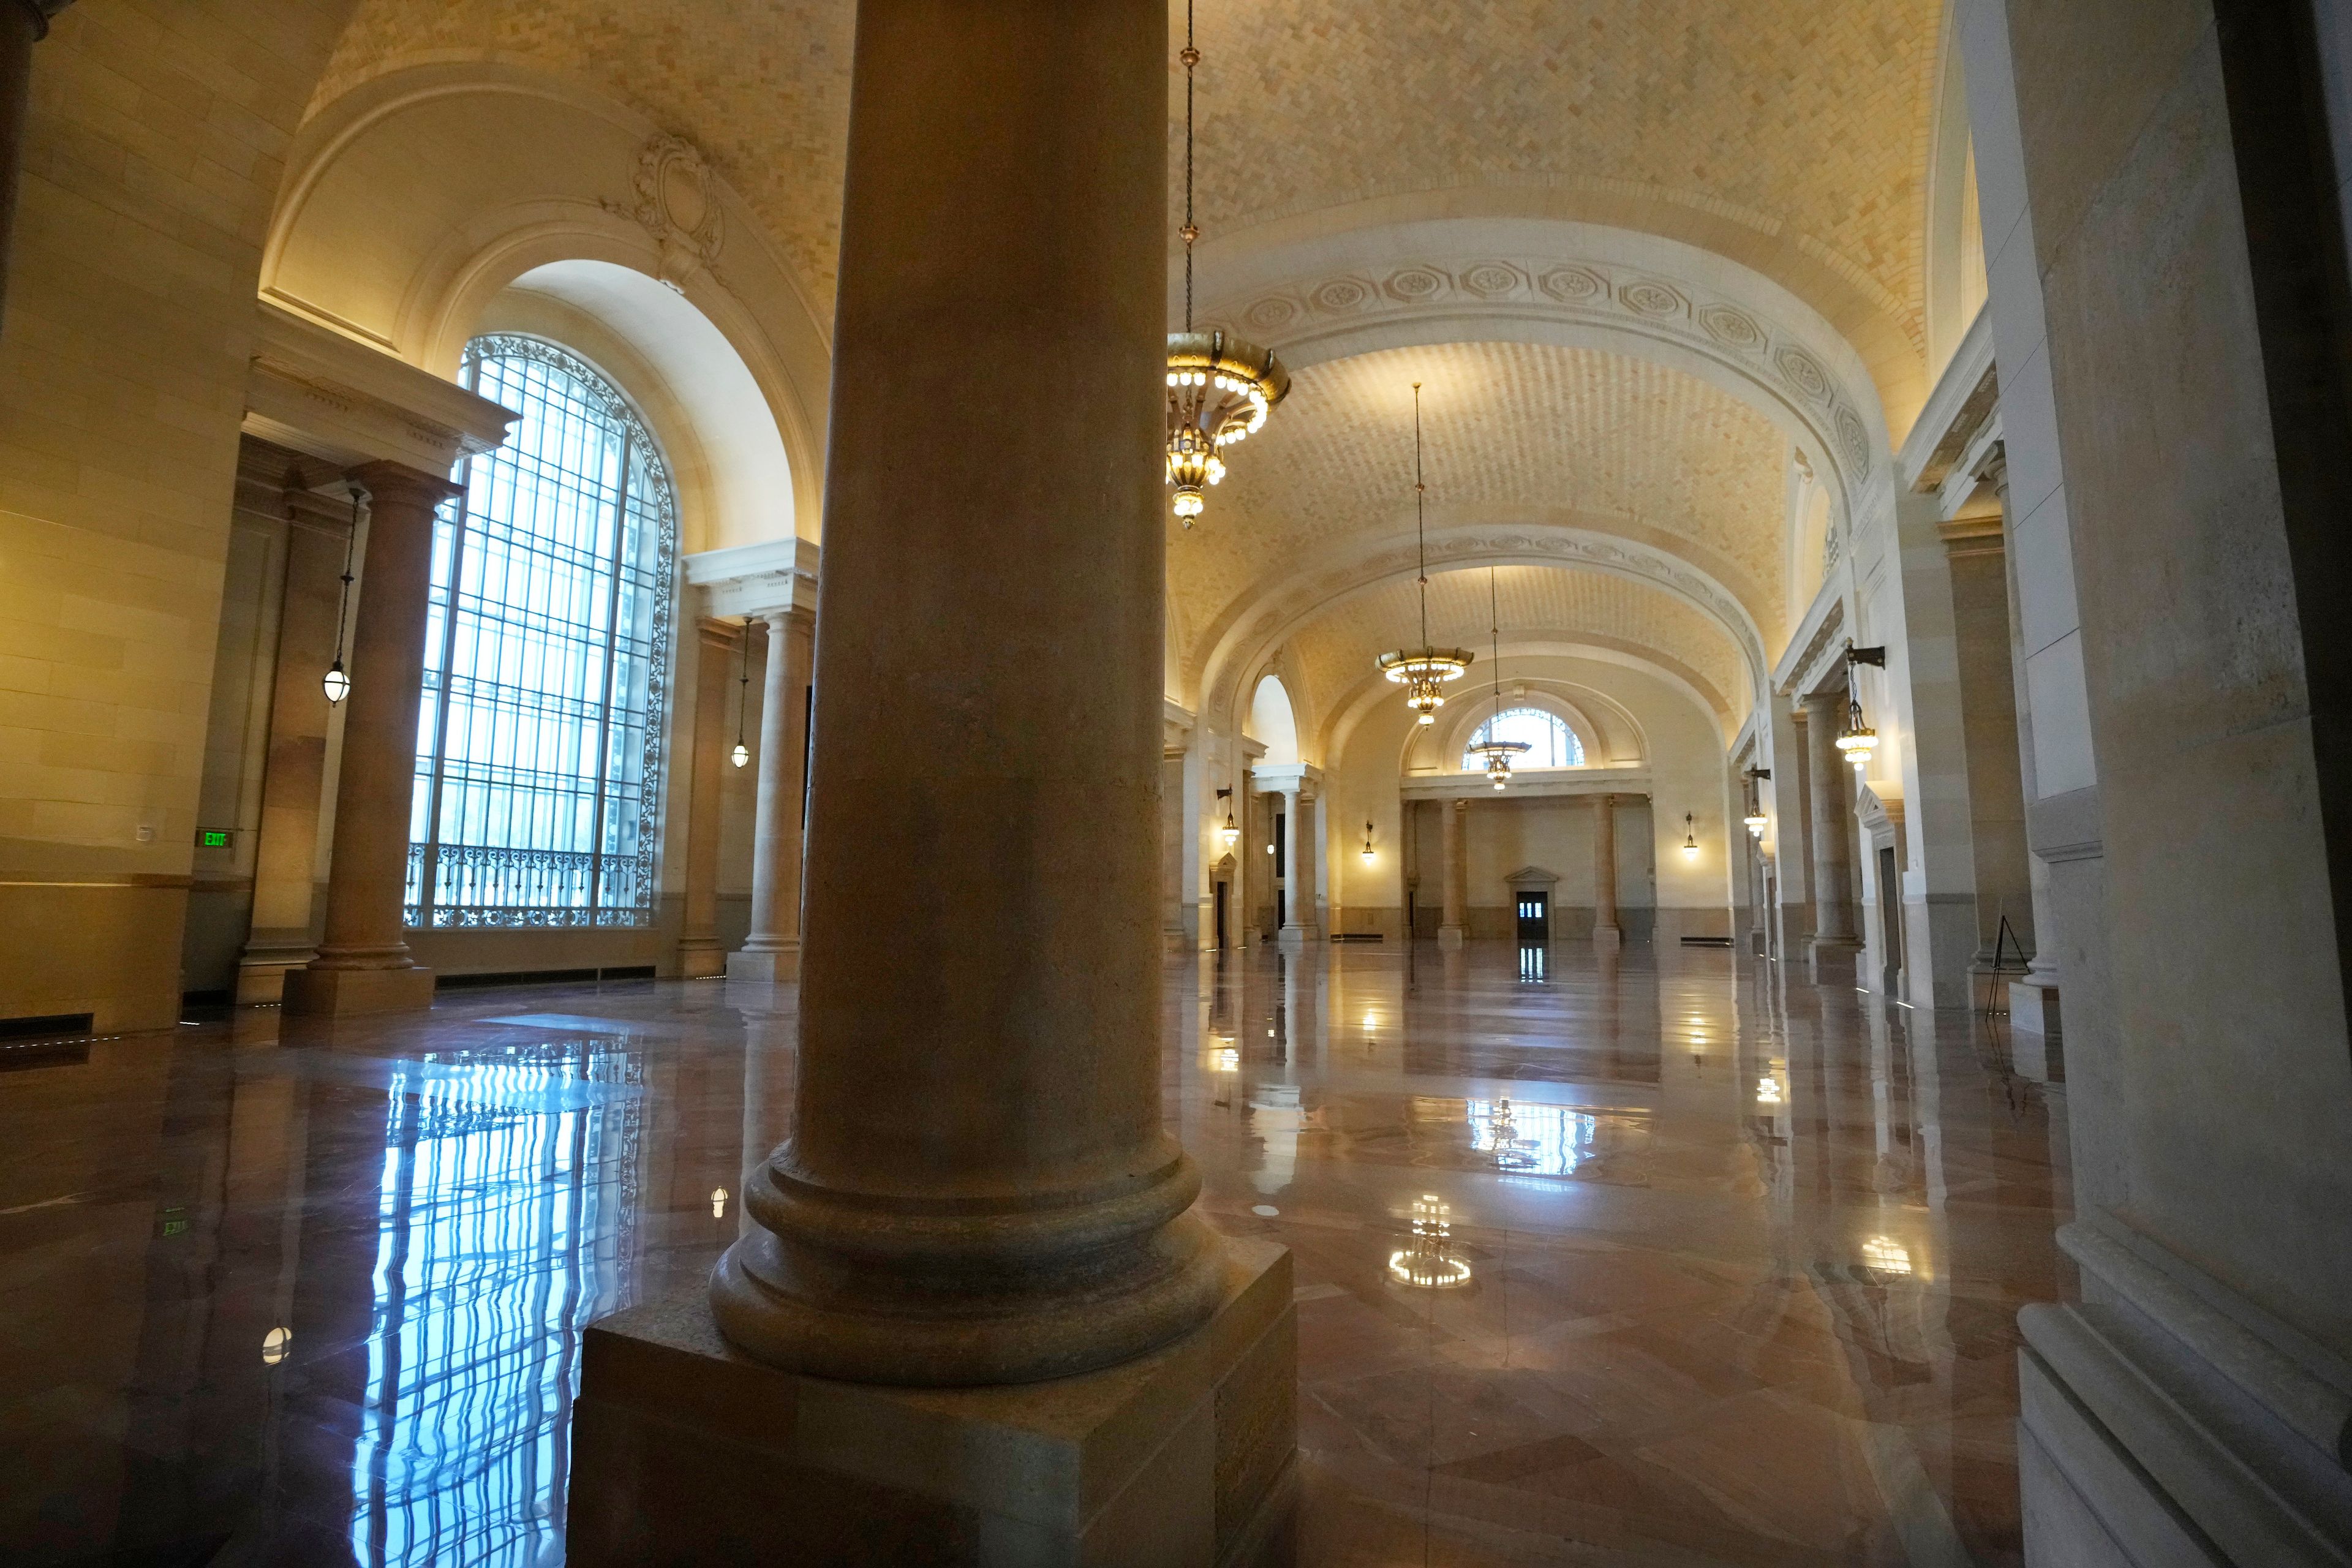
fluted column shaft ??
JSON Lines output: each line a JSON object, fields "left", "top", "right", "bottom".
{"left": 287, "top": 463, "right": 457, "bottom": 1014}
{"left": 1804, "top": 692, "right": 1860, "bottom": 944}
{"left": 1593, "top": 793, "right": 1621, "bottom": 944}
{"left": 677, "top": 618, "right": 739, "bottom": 978}
{"left": 728, "top": 607, "right": 813, "bottom": 982}
{"left": 711, "top": 0, "right": 1219, "bottom": 1387}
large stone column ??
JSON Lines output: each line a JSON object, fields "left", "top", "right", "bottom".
{"left": 0, "top": 1, "right": 70, "bottom": 330}
{"left": 1439, "top": 797, "right": 1468, "bottom": 948}
{"left": 727, "top": 606, "right": 813, "bottom": 984}
{"left": 1988, "top": 460, "right": 2064, "bottom": 1052}
{"left": 283, "top": 463, "right": 456, "bottom": 1017}
{"left": 1592, "top": 792, "right": 1622, "bottom": 948}
{"left": 677, "top": 619, "right": 740, "bottom": 979}
{"left": 573, "top": 4, "right": 1291, "bottom": 1556}
{"left": 1803, "top": 691, "right": 1861, "bottom": 979}
{"left": 1277, "top": 785, "right": 1321, "bottom": 946}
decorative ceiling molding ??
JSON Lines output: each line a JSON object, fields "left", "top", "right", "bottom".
{"left": 1202, "top": 249, "right": 1880, "bottom": 518}
{"left": 1199, "top": 522, "right": 1766, "bottom": 726}
{"left": 607, "top": 134, "right": 726, "bottom": 293}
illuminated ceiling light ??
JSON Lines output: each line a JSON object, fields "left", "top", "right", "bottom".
{"left": 1376, "top": 383, "right": 1471, "bottom": 722}
{"left": 262, "top": 1325, "right": 292, "bottom": 1366}
{"left": 1165, "top": 0, "right": 1286, "bottom": 526}
{"left": 1682, "top": 812, "right": 1700, "bottom": 859}
{"left": 1218, "top": 788, "right": 1240, "bottom": 851}
{"left": 711, "top": 1188, "right": 729, "bottom": 1219}
{"left": 1861, "top": 1234, "right": 1913, "bottom": 1276}
{"left": 730, "top": 620, "right": 753, "bottom": 767}
{"left": 323, "top": 483, "right": 362, "bottom": 706}
{"left": 1744, "top": 766, "right": 1770, "bottom": 836}
{"left": 1838, "top": 643, "right": 1887, "bottom": 772}
{"left": 1466, "top": 567, "right": 1530, "bottom": 791}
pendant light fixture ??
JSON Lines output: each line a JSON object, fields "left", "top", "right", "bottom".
{"left": 729, "top": 621, "right": 752, "bottom": 767}
{"left": 1743, "top": 767, "right": 1771, "bottom": 837}
{"left": 1466, "top": 567, "right": 1528, "bottom": 789}
{"left": 322, "top": 482, "right": 361, "bottom": 706}
{"left": 1216, "top": 788, "right": 1240, "bottom": 851}
{"left": 1682, "top": 813, "right": 1700, "bottom": 859}
{"left": 1837, "top": 643, "right": 1887, "bottom": 772}
{"left": 1376, "top": 383, "right": 1472, "bottom": 723}
{"left": 1165, "top": 0, "right": 1287, "bottom": 526}
{"left": 1361, "top": 820, "right": 1376, "bottom": 862}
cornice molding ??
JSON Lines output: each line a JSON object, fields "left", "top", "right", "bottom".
{"left": 243, "top": 300, "right": 517, "bottom": 479}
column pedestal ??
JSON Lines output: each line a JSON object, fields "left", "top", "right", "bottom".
{"left": 281, "top": 965, "right": 435, "bottom": 1017}
{"left": 2010, "top": 965, "right": 2063, "bottom": 1081}
{"left": 1806, "top": 937, "right": 1861, "bottom": 982}
{"left": 571, "top": 1239, "right": 1296, "bottom": 1568}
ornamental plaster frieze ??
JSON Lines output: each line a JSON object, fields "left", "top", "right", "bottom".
{"left": 1198, "top": 524, "right": 1766, "bottom": 726}
{"left": 1202, "top": 254, "right": 1878, "bottom": 510}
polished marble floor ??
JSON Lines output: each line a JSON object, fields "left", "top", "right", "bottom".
{"left": 0, "top": 941, "right": 2068, "bottom": 1566}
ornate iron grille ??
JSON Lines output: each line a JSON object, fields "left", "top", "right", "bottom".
{"left": 405, "top": 336, "right": 676, "bottom": 927}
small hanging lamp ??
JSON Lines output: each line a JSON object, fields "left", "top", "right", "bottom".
{"left": 1682, "top": 813, "right": 1700, "bottom": 859}
{"left": 322, "top": 483, "right": 361, "bottom": 706}
{"left": 1217, "top": 788, "right": 1240, "bottom": 851}
{"left": 1743, "top": 767, "right": 1771, "bottom": 837}
{"left": 1375, "top": 383, "right": 1471, "bottom": 723}
{"left": 1361, "top": 820, "right": 1376, "bottom": 862}
{"left": 1466, "top": 567, "right": 1528, "bottom": 789}
{"left": 730, "top": 622, "right": 752, "bottom": 767}
{"left": 1164, "top": 0, "right": 1287, "bottom": 525}
{"left": 1837, "top": 643, "right": 1887, "bottom": 772}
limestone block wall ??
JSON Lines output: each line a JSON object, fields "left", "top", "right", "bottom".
{"left": 0, "top": 1, "right": 363, "bottom": 1032}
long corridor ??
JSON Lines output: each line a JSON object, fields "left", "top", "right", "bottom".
{"left": 0, "top": 943, "right": 2068, "bottom": 1567}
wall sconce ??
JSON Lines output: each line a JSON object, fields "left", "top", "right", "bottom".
{"left": 1361, "top": 820, "right": 1376, "bottom": 861}
{"left": 710, "top": 1188, "right": 729, "bottom": 1219}
{"left": 1216, "top": 788, "right": 1239, "bottom": 850}
{"left": 322, "top": 482, "right": 363, "bottom": 706}
{"left": 1681, "top": 812, "right": 1700, "bottom": 859}
{"left": 1838, "top": 643, "right": 1886, "bottom": 772}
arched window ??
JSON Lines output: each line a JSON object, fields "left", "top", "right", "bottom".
{"left": 405, "top": 336, "right": 677, "bottom": 927}
{"left": 1463, "top": 707, "right": 1583, "bottom": 769}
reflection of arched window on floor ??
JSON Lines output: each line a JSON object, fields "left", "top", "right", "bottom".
{"left": 405, "top": 336, "right": 678, "bottom": 927}
{"left": 1463, "top": 707, "right": 1582, "bottom": 769}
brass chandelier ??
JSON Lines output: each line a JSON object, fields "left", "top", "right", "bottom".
{"left": 1465, "top": 567, "right": 1528, "bottom": 789}
{"left": 1376, "top": 383, "right": 1472, "bottom": 723}
{"left": 1166, "top": 0, "right": 1287, "bottom": 524}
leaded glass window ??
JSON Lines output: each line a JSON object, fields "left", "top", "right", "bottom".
{"left": 405, "top": 336, "right": 677, "bottom": 927}
{"left": 1463, "top": 707, "right": 1583, "bottom": 769}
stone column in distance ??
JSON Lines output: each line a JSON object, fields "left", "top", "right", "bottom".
{"left": 1278, "top": 784, "right": 1321, "bottom": 946}
{"left": 676, "top": 617, "right": 739, "bottom": 979}
{"left": 1593, "top": 792, "right": 1622, "bottom": 947}
{"left": 1803, "top": 690, "right": 1862, "bottom": 978}
{"left": 1439, "top": 796, "right": 1468, "bottom": 948}
{"left": 727, "top": 606, "right": 813, "bottom": 984}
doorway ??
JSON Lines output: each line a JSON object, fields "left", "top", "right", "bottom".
{"left": 1515, "top": 890, "right": 1550, "bottom": 943}
{"left": 1214, "top": 881, "right": 1227, "bottom": 949}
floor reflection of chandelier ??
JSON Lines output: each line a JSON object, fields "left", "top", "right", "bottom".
{"left": 1376, "top": 383, "right": 1471, "bottom": 723}
{"left": 1165, "top": 0, "right": 1286, "bottom": 524}
{"left": 1387, "top": 1193, "right": 1473, "bottom": 1289}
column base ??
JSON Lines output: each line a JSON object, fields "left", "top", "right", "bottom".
{"left": 727, "top": 941, "right": 802, "bottom": 984}
{"left": 1436, "top": 925, "right": 1465, "bottom": 951}
{"left": 281, "top": 964, "right": 435, "bottom": 1017}
{"left": 677, "top": 937, "right": 728, "bottom": 979}
{"left": 2010, "top": 974, "right": 2062, "bottom": 1082}
{"left": 1806, "top": 937, "right": 1861, "bottom": 982}
{"left": 235, "top": 944, "right": 316, "bottom": 1005}
{"left": 1592, "top": 924, "right": 1622, "bottom": 950}
{"left": 1274, "top": 925, "right": 1321, "bottom": 950}
{"left": 569, "top": 1237, "right": 1297, "bottom": 1568}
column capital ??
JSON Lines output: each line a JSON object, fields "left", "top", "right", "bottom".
{"left": 345, "top": 458, "right": 461, "bottom": 514}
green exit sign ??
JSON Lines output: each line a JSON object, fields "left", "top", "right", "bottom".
{"left": 198, "top": 829, "right": 231, "bottom": 848}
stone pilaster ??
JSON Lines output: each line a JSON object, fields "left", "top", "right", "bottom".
{"left": 677, "top": 619, "right": 741, "bottom": 979}
{"left": 1276, "top": 785, "right": 1320, "bottom": 946}
{"left": 1802, "top": 691, "right": 1862, "bottom": 979}
{"left": 1592, "top": 792, "right": 1622, "bottom": 948}
{"left": 1439, "top": 796, "right": 1468, "bottom": 948}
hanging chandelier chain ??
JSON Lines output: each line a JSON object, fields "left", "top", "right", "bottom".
{"left": 1490, "top": 565, "right": 1503, "bottom": 717}
{"left": 1414, "top": 381, "right": 1430, "bottom": 651}
{"left": 1182, "top": 0, "right": 1197, "bottom": 333}
{"left": 333, "top": 483, "right": 360, "bottom": 663}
